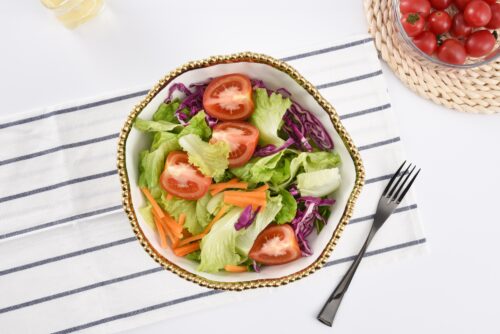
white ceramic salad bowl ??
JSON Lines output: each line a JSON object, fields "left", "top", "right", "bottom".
{"left": 118, "top": 52, "right": 365, "bottom": 290}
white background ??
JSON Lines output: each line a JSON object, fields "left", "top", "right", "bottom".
{"left": 1, "top": 1, "right": 499, "bottom": 333}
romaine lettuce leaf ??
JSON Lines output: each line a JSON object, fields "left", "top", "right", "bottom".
{"left": 138, "top": 204, "right": 155, "bottom": 231}
{"left": 139, "top": 132, "right": 180, "bottom": 188}
{"left": 250, "top": 88, "right": 291, "bottom": 146}
{"left": 178, "top": 134, "right": 229, "bottom": 179}
{"left": 158, "top": 192, "right": 211, "bottom": 235}
{"left": 275, "top": 190, "right": 297, "bottom": 224}
{"left": 198, "top": 207, "right": 244, "bottom": 273}
{"left": 297, "top": 167, "right": 341, "bottom": 197}
{"left": 134, "top": 118, "right": 181, "bottom": 132}
{"left": 230, "top": 151, "right": 285, "bottom": 185}
{"left": 153, "top": 100, "right": 181, "bottom": 123}
{"left": 178, "top": 111, "right": 211, "bottom": 140}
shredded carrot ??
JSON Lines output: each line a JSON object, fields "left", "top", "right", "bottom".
{"left": 209, "top": 179, "right": 249, "bottom": 195}
{"left": 253, "top": 184, "right": 269, "bottom": 192}
{"left": 178, "top": 213, "right": 186, "bottom": 227}
{"left": 173, "top": 241, "right": 200, "bottom": 257}
{"left": 177, "top": 233, "right": 205, "bottom": 247}
{"left": 203, "top": 204, "right": 230, "bottom": 234}
{"left": 224, "top": 190, "right": 266, "bottom": 199}
{"left": 153, "top": 216, "right": 168, "bottom": 249}
{"left": 224, "top": 265, "right": 248, "bottom": 273}
{"left": 141, "top": 188, "right": 165, "bottom": 219}
{"left": 223, "top": 196, "right": 266, "bottom": 210}
{"left": 162, "top": 214, "right": 183, "bottom": 238}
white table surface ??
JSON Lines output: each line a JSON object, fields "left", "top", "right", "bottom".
{"left": 2, "top": 1, "right": 499, "bottom": 333}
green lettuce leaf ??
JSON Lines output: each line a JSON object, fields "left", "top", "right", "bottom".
{"left": 297, "top": 167, "right": 341, "bottom": 197}
{"left": 235, "top": 195, "right": 283, "bottom": 256}
{"left": 153, "top": 100, "right": 181, "bottom": 123}
{"left": 178, "top": 111, "right": 211, "bottom": 140}
{"left": 250, "top": 88, "right": 291, "bottom": 146}
{"left": 279, "top": 151, "right": 341, "bottom": 188}
{"left": 178, "top": 134, "right": 229, "bottom": 179}
{"left": 158, "top": 192, "right": 212, "bottom": 235}
{"left": 139, "top": 132, "right": 180, "bottom": 188}
{"left": 138, "top": 205, "right": 155, "bottom": 231}
{"left": 275, "top": 190, "right": 297, "bottom": 224}
{"left": 138, "top": 150, "right": 148, "bottom": 188}
{"left": 134, "top": 118, "right": 182, "bottom": 133}
{"left": 198, "top": 207, "right": 244, "bottom": 273}
{"left": 230, "top": 151, "right": 285, "bottom": 185}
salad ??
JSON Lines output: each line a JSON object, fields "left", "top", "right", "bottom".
{"left": 135, "top": 73, "right": 342, "bottom": 274}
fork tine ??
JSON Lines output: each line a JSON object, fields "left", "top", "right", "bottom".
{"left": 387, "top": 163, "right": 412, "bottom": 198}
{"left": 396, "top": 168, "right": 421, "bottom": 203}
{"left": 382, "top": 161, "right": 406, "bottom": 196}
{"left": 391, "top": 165, "right": 416, "bottom": 202}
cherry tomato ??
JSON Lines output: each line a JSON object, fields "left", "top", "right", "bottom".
{"left": 465, "top": 29, "right": 496, "bottom": 57}
{"left": 203, "top": 74, "right": 254, "bottom": 121}
{"left": 464, "top": 0, "right": 492, "bottom": 27}
{"left": 401, "top": 13, "right": 426, "bottom": 37}
{"left": 428, "top": 11, "right": 453, "bottom": 34}
{"left": 437, "top": 39, "right": 467, "bottom": 64}
{"left": 400, "top": 0, "right": 432, "bottom": 16}
{"left": 160, "top": 151, "right": 212, "bottom": 200}
{"left": 482, "top": 0, "right": 496, "bottom": 4}
{"left": 430, "top": 0, "right": 453, "bottom": 9}
{"left": 210, "top": 122, "right": 259, "bottom": 168}
{"left": 451, "top": 13, "right": 473, "bottom": 38}
{"left": 454, "top": 0, "right": 473, "bottom": 10}
{"left": 413, "top": 31, "right": 438, "bottom": 55}
{"left": 249, "top": 224, "right": 301, "bottom": 265}
{"left": 486, "top": 3, "right": 500, "bottom": 29}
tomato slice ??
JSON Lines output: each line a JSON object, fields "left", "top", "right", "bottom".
{"left": 210, "top": 122, "right": 259, "bottom": 168}
{"left": 203, "top": 74, "right": 254, "bottom": 121}
{"left": 249, "top": 224, "right": 302, "bottom": 265}
{"left": 160, "top": 151, "right": 212, "bottom": 200}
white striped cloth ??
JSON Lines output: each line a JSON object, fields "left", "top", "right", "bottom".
{"left": 0, "top": 34, "right": 427, "bottom": 334}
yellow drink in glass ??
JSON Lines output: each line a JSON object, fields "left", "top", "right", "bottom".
{"left": 41, "top": 0, "right": 104, "bottom": 28}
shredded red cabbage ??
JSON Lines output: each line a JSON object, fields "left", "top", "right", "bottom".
{"left": 164, "top": 80, "right": 219, "bottom": 127}
{"left": 291, "top": 196, "right": 335, "bottom": 256}
{"left": 288, "top": 101, "right": 334, "bottom": 150}
{"left": 252, "top": 260, "right": 261, "bottom": 272}
{"left": 288, "top": 184, "right": 299, "bottom": 197}
{"left": 234, "top": 205, "right": 259, "bottom": 231}
{"left": 283, "top": 112, "right": 313, "bottom": 152}
{"left": 254, "top": 138, "right": 295, "bottom": 157}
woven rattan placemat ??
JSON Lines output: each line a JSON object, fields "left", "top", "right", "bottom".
{"left": 364, "top": 0, "right": 500, "bottom": 114}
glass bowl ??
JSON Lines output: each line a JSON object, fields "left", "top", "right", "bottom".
{"left": 392, "top": 0, "right": 500, "bottom": 70}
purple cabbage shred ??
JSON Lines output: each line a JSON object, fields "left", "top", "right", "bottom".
{"left": 291, "top": 196, "right": 335, "bottom": 256}
{"left": 234, "top": 205, "right": 260, "bottom": 231}
{"left": 252, "top": 260, "right": 261, "bottom": 273}
{"left": 253, "top": 138, "right": 295, "bottom": 157}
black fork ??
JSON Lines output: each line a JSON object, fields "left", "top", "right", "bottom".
{"left": 317, "top": 161, "right": 421, "bottom": 327}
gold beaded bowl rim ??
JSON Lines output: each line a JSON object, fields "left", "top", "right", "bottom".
{"left": 117, "top": 52, "right": 365, "bottom": 291}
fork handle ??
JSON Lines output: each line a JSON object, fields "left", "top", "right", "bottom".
{"left": 317, "top": 226, "right": 378, "bottom": 327}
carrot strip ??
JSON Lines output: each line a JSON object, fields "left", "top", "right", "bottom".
{"left": 166, "top": 193, "right": 173, "bottom": 201}
{"left": 224, "top": 191, "right": 266, "bottom": 199}
{"left": 224, "top": 265, "right": 248, "bottom": 273}
{"left": 203, "top": 204, "right": 230, "bottom": 234}
{"left": 253, "top": 184, "right": 269, "bottom": 192}
{"left": 208, "top": 178, "right": 238, "bottom": 190}
{"left": 153, "top": 216, "right": 168, "bottom": 249}
{"left": 209, "top": 180, "right": 249, "bottom": 195}
{"left": 141, "top": 188, "right": 165, "bottom": 219}
{"left": 223, "top": 197, "right": 266, "bottom": 210}
{"left": 177, "top": 233, "right": 205, "bottom": 247}
{"left": 173, "top": 242, "right": 200, "bottom": 257}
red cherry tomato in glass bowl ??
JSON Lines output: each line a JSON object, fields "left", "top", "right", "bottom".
{"left": 465, "top": 30, "right": 496, "bottom": 57}
{"left": 464, "top": 0, "right": 492, "bottom": 27}
{"left": 210, "top": 122, "right": 259, "bottom": 168}
{"left": 437, "top": 39, "right": 467, "bottom": 64}
{"left": 451, "top": 13, "right": 474, "bottom": 38}
{"left": 401, "top": 13, "right": 426, "bottom": 37}
{"left": 413, "top": 31, "right": 438, "bottom": 55}
{"left": 428, "top": 11, "right": 453, "bottom": 34}
{"left": 203, "top": 74, "right": 254, "bottom": 121}
{"left": 160, "top": 151, "right": 212, "bottom": 200}
{"left": 486, "top": 3, "right": 500, "bottom": 29}
{"left": 400, "top": 0, "right": 432, "bottom": 17}
{"left": 454, "top": 0, "right": 473, "bottom": 10}
{"left": 430, "top": 0, "right": 453, "bottom": 10}
{"left": 482, "top": 0, "right": 496, "bottom": 4}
